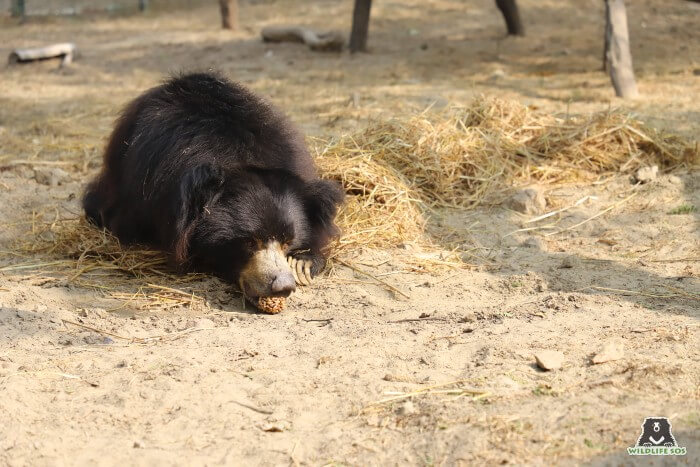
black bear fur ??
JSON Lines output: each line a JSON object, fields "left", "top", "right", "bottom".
{"left": 83, "top": 72, "right": 343, "bottom": 296}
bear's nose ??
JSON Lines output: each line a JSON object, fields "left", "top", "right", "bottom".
{"left": 270, "top": 272, "right": 296, "bottom": 296}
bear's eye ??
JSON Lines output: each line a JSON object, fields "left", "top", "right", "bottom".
{"left": 241, "top": 238, "right": 261, "bottom": 251}
{"left": 278, "top": 231, "right": 294, "bottom": 247}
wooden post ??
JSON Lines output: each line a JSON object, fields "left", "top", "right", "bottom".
{"left": 219, "top": 0, "right": 239, "bottom": 30}
{"left": 349, "top": 0, "right": 372, "bottom": 53}
{"left": 11, "top": 0, "right": 26, "bottom": 18}
{"left": 495, "top": 0, "right": 524, "bottom": 36}
{"left": 604, "top": 0, "right": 639, "bottom": 98}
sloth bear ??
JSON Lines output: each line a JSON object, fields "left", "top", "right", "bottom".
{"left": 83, "top": 72, "right": 343, "bottom": 300}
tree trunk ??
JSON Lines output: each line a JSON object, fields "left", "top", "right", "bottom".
{"left": 349, "top": 0, "right": 372, "bottom": 53}
{"left": 602, "top": 0, "right": 610, "bottom": 71}
{"left": 138, "top": 0, "right": 149, "bottom": 12}
{"left": 604, "top": 0, "right": 639, "bottom": 98}
{"left": 219, "top": 0, "right": 239, "bottom": 30}
{"left": 11, "top": 0, "right": 25, "bottom": 17}
{"left": 495, "top": 0, "right": 524, "bottom": 36}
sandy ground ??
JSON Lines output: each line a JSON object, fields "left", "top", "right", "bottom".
{"left": 1, "top": 0, "right": 699, "bottom": 465}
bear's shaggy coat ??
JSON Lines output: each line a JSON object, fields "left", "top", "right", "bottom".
{"left": 83, "top": 72, "right": 343, "bottom": 298}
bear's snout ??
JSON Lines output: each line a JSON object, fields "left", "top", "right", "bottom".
{"left": 271, "top": 272, "right": 296, "bottom": 295}
{"left": 239, "top": 240, "right": 296, "bottom": 298}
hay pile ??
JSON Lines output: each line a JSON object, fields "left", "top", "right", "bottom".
{"left": 314, "top": 150, "right": 426, "bottom": 251}
{"left": 3, "top": 97, "right": 697, "bottom": 300}
{"left": 6, "top": 217, "right": 209, "bottom": 311}
{"left": 317, "top": 97, "right": 698, "bottom": 249}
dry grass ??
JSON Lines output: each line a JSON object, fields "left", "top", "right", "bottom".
{"left": 317, "top": 97, "right": 697, "bottom": 249}
{"left": 3, "top": 97, "right": 698, "bottom": 308}
{"left": 6, "top": 216, "right": 210, "bottom": 311}
{"left": 314, "top": 147, "right": 426, "bottom": 251}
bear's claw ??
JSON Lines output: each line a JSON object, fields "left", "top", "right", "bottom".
{"left": 287, "top": 256, "right": 313, "bottom": 286}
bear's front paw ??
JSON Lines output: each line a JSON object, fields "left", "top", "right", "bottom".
{"left": 287, "top": 255, "right": 313, "bottom": 286}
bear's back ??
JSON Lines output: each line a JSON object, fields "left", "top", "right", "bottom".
{"left": 119, "top": 73, "right": 318, "bottom": 201}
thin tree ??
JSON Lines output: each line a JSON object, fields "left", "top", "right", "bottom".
{"left": 219, "top": 0, "right": 239, "bottom": 30}
{"left": 349, "top": 0, "right": 372, "bottom": 53}
{"left": 495, "top": 0, "right": 524, "bottom": 36}
{"left": 604, "top": 0, "right": 639, "bottom": 98}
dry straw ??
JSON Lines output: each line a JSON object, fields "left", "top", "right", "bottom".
{"left": 8, "top": 217, "right": 209, "bottom": 311}
{"left": 316, "top": 96, "right": 697, "bottom": 250}
{"left": 4, "top": 97, "right": 698, "bottom": 305}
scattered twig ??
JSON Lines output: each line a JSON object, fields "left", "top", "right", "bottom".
{"left": 375, "top": 270, "right": 403, "bottom": 277}
{"left": 6, "top": 370, "right": 98, "bottom": 387}
{"left": 0, "top": 260, "right": 70, "bottom": 272}
{"left": 61, "top": 319, "right": 215, "bottom": 344}
{"left": 427, "top": 333, "right": 465, "bottom": 343}
{"left": 62, "top": 319, "right": 142, "bottom": 343}
{"left": 587, "top": 285, "right": 698, "bottom": 300}
{"left": 0, "top": 160, "right": 75, "bottom": 168}
{"left": 503, "top": 222, "right": 559, "bottom": 238}
{"left": 365, "top": 379, "right": 490, "bottom": 408}
{"left": 650, "top": 257, "right": 700, "bottom": 263}
{"left": 524, "top": 195, "right": 595, "bottom": 224}
{"left": 290, "top": 441, "right": 302, "bottom": 467}
{"left": 357, "top": 259, "right": 390, "bottom": 268}
{"left": 662, "top": 285, "right": 700, "bottom": 300}
{"left": 146, "top": 283, "right": 200, "bottom": 297}
{"left": 387, "top": 317, "right": 447, "bottom": 324}
{"left": 335, "top": 258, "right": 409, "bottom": 298}
{"left": 325, "top": 277, "right": 377, "bottom": 287}
{"left": 144, "top": 327, "right": 210, "bottom": 343}
{"left": 544, "top": 191, "right": 638, "bottom": 237}
{"left": 302, "top": 318, "right": 333, "bottom": 327}
{"left": 230, "top": 400, "right": 274, "bottom": 415}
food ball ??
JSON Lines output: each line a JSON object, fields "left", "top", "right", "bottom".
{"left": 257, "top": 296, "right": 286, "bottom": 314}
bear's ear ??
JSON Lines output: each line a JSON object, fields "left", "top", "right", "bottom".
{"left": 303, "top": 179, "right": 344, "bottom": 228}
{"left": 173, "top": 163, "right": 224, "bottom": 264}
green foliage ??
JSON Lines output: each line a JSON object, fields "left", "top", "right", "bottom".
{"left": 668, "top": 204, "right": 697, "bottom": 215}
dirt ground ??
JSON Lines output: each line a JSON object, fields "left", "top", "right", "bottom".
{"left": 1, "top": 0, "right": 699, "bottom": 465}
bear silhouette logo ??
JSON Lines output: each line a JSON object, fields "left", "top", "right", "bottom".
{"left": 636, "top": 417, "right": 677, "bottom": 447}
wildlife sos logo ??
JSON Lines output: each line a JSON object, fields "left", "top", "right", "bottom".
{"left": 627, "top": 417, "right": 687, "bottom": 456}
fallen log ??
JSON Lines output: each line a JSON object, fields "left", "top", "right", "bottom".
{"left": 262, "top": 26, "right": 344, "bottom": 52}
{"left": 8, "top": 43, "right": 77, "bottom": 67}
